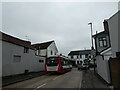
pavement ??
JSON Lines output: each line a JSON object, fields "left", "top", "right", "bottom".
{"left": 81, "top": 68, "right": 111, "bottom": 89}
{"left": 2, "top": 71, "right": 46, "bottom": 87}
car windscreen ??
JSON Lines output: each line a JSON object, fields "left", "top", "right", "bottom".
{"left": 46, "top": 57, "right": 58, "bottom": 66}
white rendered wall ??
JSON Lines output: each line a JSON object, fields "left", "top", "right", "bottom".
{"left": 73, "top": 55, "right": 85, "bottom": 60}
{"left": 82, "top": 55, "right": 85, "bottom": 60}
{"left": 2, "top": 41, "right": 44, "bottom": 76}
{"left": 108, "top": 11, "right": 119, "bottom": 58}
{"left": 69, "top": 54, "right": 87, "bottom": 64}
{"left": 96, "top": 56, "right": 111, "bottom": 84}
{"left": 47, "top": 42, "right": 58, "bottom": 57}
{"left": 73, "top": 55, "right": 78, "bottom": 59}
{"left": 40, "top": 49, "right": 47, "bottom": 56}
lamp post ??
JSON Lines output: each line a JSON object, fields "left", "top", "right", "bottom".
{"left": 88, "top": 22, "right": 94, "bottom": 50}
{"left": 88, "top": 22, "right": 95, "bottom": 73}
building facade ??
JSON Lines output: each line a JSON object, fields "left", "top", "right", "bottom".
{"left": 93, "top": 20, "right": 111, "bottom": 54}
{"left": 93, "top": 11, "right": 120, "bottom": 84}
{"left": 93, "top": 20, "right": 112, "bottom": 84}
{"left": 1, "top": 32, "right": 45, "bottom": 77}
{"left": 68, "top": 50, "right": 92, "bottom": 64}
{"left": 32, "top": 40, "right": 58, "bottom": 58}
{"left": 108, "top": 11, "right": 120, "bottom": 58}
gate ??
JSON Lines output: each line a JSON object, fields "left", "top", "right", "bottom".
{"left": 109, "top": 58, "right": 120, "bottom": 89}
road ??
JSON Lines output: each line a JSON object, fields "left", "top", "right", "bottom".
{"left": 3, "top": 68, "right": 82, "bottom": 88}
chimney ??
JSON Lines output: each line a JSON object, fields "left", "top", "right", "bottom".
{"left": 103, "top": 20, "right": 109, "bottom": 31}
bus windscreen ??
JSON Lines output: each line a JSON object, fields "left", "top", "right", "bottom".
{"left": 46, "top": 57, "right": 58, "bottom": 66}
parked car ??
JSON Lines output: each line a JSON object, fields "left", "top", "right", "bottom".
{"left": 78, "top": 63, "right": 89, "bottom": 70}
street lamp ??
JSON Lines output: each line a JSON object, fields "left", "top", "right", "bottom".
{"left": 88, "top": 22, "right": 95, "bottom": 73}
{"left": 88, "top": 22, "right": 94, "bottom": 50}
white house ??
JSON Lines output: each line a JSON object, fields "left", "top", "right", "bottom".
{"left": 1, "top": 32, "right": 45, "bottom": 77}
{"left": 95, "top": 48, "right": 112, "bottom": 84}
{"left": 93, "top": 11, "right": 120, "bottom": 84}
{"left": 32, "top": 40, "right": 58, "bottom": 58}
{"left": 108, "top": 10, "right": 120, "bottom": 58}
{"left": 107, "top": 10, "right": 120, "bottom": 88}
{"left": 93, "top": 19, "right": 113, "bottom": 84}
{"left": 68, "top": 50, "right": 92, "bottom": 65}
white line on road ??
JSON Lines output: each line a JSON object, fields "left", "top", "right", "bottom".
{"left": 34, "top": 83, "right": 47, "bottom": 90}
{"left": 79, "top": 71, "right": 82, "bottom": 90}
{"left": 53, "top": 75, "right": 61, "bottom": 80}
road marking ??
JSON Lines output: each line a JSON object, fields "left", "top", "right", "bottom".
{"left": 53, "top": 76, "right": 61, "bottom": 80}
{"left": 35, "top": 83, "right": 47, "bottom": 89}
{"left": 79, "top": 71, "right": 83, "bottom": 90}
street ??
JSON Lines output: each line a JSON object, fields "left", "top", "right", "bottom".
{"left": 3, "top": 68, "right": 82, "bottom": 88}
{"left": 1, "top": 2, "right": 119, "bottom": 89}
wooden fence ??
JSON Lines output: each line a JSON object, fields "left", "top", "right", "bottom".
{"left": 109, "top": 58, "right": 120, "bottom": 89}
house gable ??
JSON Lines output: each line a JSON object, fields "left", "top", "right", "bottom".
{"left": 32, "top": 40, "right": 58, "bottom": 57}
{"left": 32, "top": 41, "right": 54, "bottom": 50}
{"left": 93, "top": 20, "right": 111, "bottom": 54}
{"left": 47, "top": 41, "right": 58, "bottom": 57}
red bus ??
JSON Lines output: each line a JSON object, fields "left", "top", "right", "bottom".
{"left": 45, "top": 56, "right": 72, "bottom": 73}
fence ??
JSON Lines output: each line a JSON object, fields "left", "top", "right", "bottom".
{"left": 109, "top": 58, "right": 120, "bottom": 89}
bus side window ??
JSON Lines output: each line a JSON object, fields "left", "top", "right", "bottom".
{"left": 61, "top": 58, "right": 64, "bottom": 65}
{"left": 64, "top": 59, "right": 67, "bottom": 65}
{"left": 66, "top": 60, "right": 69, "bottom": 65}
{"left": 68, "top": 60, "right": 70, "bottom": 65}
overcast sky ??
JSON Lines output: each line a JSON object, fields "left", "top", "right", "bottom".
{"left": 2, "top": 2, "right": 118, "bottom": 55}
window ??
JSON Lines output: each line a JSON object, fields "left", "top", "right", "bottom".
{"left": 77, "top": 55, "right": 79, "bottom": 59}
{"left": 51, "top": 50, "right": 53, "bottom": 55}
{"left": 39, "top": 60, "right": 44, "bottom": 63}
{"left": 36, "top": 50, "right": 38, "bottom": 55}
{"left": 13, "top": 55, "right": 21, "bottom": 63}
{"left": 61, "top": 58, "right": 69, "bottom": 65}
{"left": 24, "top": 47, "right": 29, "bottom": 53}
{"left": 80, "top": 54, "right": 82, "bottom": 58}
{"left": 99, "top": 37, "right": 107, "bottom": 47}
{"left": 61, "top": 58, "right": 65, "bottom": 65}
{"left": 54, "top": 52, "right": 57, "bottom": 55}
{"left": 77, "top": 61, "right": 79, "bottom": 64}
{"left": 35, "top": 49, "right": 40, "bottom": 56}
{"left": 85, "top": 54, "right": 88, "bottom": 58}
{"left": 46, "top": 57, "right": 58, "bottom": 66}
{"left": 65, "top": 60, "right": 69, "bottom": 65}
{"left": 71, "top": 56, "right": 73, "bottom": 59}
